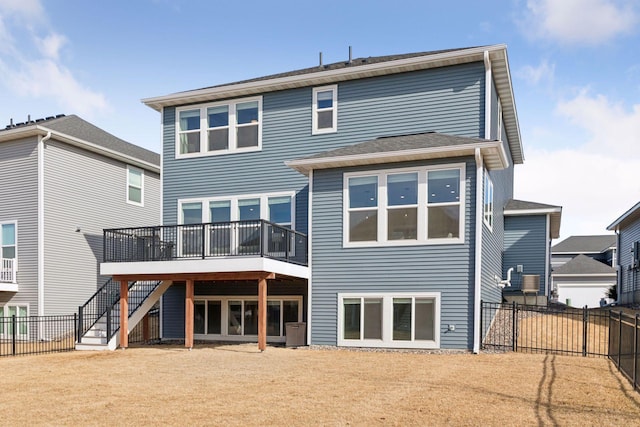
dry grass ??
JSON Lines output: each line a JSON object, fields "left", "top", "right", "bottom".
{"left": 0, "top": 344, "right": 638, "bottom": 426}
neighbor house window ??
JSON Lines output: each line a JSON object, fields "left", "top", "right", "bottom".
{"left": 338, "top": 293, "right": 439, "bottom": 349}
{"left": 1, "top": 222, "right": 17, "bottom": 260}
{"left": 127, "top": 166, "right": 143, "bottom": 205}
{"left": 194, "top": 297, "right": 301, "bottom": 340}
{"left": 312, "top": 85, "right": 337, "bottom": 134}
{"left": 0, "top": 304, "right": 28, "bottom": 338}
{"left": 483, "top": 170, "right": 494, "bottom": 230}
{"left": 176, "top": 96, "right": 262, "bottom": 157}
{"left": 344, "top": 164, "right": 465, "bottom": 246}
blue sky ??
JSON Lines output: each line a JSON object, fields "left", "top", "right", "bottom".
{"left": 1, "top": 0, "right": 639, "bottom": 241}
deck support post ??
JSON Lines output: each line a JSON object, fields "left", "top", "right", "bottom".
{"left": 258, "top": 276, "right": 267, "bottom": 351}
{"left": 119, "top": 280, "right": 128, "bottom": 349}
{"left": 185, "top": 279, "right": 194, "bottom": 349}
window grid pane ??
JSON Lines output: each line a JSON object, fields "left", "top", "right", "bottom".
{"left": 343, "top": 298, "right": 361, "bottom": 339}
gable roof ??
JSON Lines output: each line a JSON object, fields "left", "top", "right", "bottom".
{"left": 552, "top": 254, "right": 616, "bottom": 276}
{"left": 142, "top": 44, "right": 523, "bottom": 165}
{"left": 607, "top": 201, "right": 640, "bottom": 231}
{"left": 503, "top": 199, "right": 562, "bottom": 239}
{"left": 285, "top": 132, "right": 507, "bottom": 175}
{"left": 0, "top": 115, "right": 159, "bottom": 172}
{"left": 552, "top": 235, "right": 617, "bottom": 254}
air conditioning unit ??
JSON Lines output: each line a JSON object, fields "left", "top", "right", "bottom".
{"left": 521, "top": 274, "right": 540, "bottom": 294}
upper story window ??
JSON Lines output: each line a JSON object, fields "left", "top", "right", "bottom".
{"left": 1, "top": 222, "right": 16, "bottom": 259}
{"left": 483, "top": 170, "right": 493, "bottom": 230}
{"left": 312, "top": 85, "right": 337, "bottom": 134}
{"left": 127, "top": 166, "right": 144, "bottom": 206}
{"left": 344, "top": 164, "right": 465, "bottom": 247}
{"left": 176, "top": 96, "right": 262, "bottom": 158}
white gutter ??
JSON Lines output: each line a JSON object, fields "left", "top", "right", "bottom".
{"left": 307, "top": 169, "right": 313, "bottom": 346}
{"left": 37, "top": 131, "right": 52, "bottom": 318}
{"left": 545, "top": 214, "right": 550, "bottom": 299}
{"left": 473, "top": 148, "right": 483, "bottom": 354}
{"left": 484, "top": 51, "right": 492, "bottom": 140}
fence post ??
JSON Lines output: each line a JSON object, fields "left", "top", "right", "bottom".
{"left": 582, "top": 305, "right": 588, "bottom": 357}
{"left": 480, "top": 300, "right": 484, "bottom": 350}
{"left": 74, "top": 312, "right": 78, "bottom": 344}
{"left": 77, "top": 306, "right": 83, "bottom": 343}
{"left": 11, "top": 314, "right": 16, "bottom": 356}
{"left": 634, "top": 314, "right": 638, "bottom": 390}
{"left": 512, "top": 301, "right": 517, "bottom": 352}
{"left": 618, "top": 310, "right": 623, "bottom": 370}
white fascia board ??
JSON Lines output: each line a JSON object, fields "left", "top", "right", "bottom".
{"left": 286, "top": 141, "right": 506, "bottom": 176}
{"left": 504, "top": 207, "right": 562, "bottom": 216}
{"left": 0, "top": 125, "right": 160, "bottom": 173}
{"left": 142, "top": 46, "right": 501, "bottom": 111}
{"left": 607, "top": 201, "right": 640, "bottom": 231}
{"left": 101, "top": 258, "right": 310, "bottom": 279}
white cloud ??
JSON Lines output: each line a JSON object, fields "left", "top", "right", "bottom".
{"left": 0, "top": 58, "right": 107, "bottom": 116}
{"left": 516, "top": 91, "right": 640, "bottom": 240}
{"left": 0, "top": 0, "right": 108, "bottom": 116}
{"left": 518, "top": 59, "right": 555, "bottom": 85}
{"left": 35, "top": 32, "right": 67, "bottom": 60}
{"left": 524, "top": 0, "right": 638, "bottom": 45}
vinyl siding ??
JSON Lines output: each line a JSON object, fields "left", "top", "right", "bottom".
{"left": 311, "top": 158, "right": 476, "bottom": 349}
{"left": 0, "top": 137, "right": 39, "bottom": 309}
{"left": 162, "top": 62, "right": 485, "bottom": 229}
{"left": 503, "top": 215, "right": 548, "bottom": 293}
{"left": 481, "top": 140, "right": 514, "bottom": 303}
{"left": 43, "top": 139, "right": 160, "bottom": 315}
{"left": 618, "top": 216, "right": 640, "bottom": 303}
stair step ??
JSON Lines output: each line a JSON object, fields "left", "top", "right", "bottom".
{"left": 75, "top": 343, "right": 111, "bottom": 351}
{"left": 79, "top": 336, "right": 107, "bottom": 345}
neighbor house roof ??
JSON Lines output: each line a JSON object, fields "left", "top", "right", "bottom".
{"left": 0, "top": 115, "right": 160, "bottom": 172}
{"left": 552, "top": 235, "right": 617, "bottom": 254}
{"left": 285, "top": 132, "right": 507, "bottom": 175}
{"left": 607, "top": 201, "right": 640, "bottom": 232}
{"left": 142, "top": 44, "right": 523, "bottom": 164}
{"left": 503, "top": 199, "right": 562, "bottom": 239}
{"left": 552, "top": 254, "right": 616, "bottom": 276}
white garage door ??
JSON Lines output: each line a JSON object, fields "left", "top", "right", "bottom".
{"left": 556, "top": 283, "right": 611, "bottom": 308}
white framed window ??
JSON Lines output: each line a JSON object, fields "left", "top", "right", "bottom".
{"left": 0, "top": 222, "right": 17, "bottom": 284}
{"left": 312, "top": 85, "right": 337, "bottom": 134}
{"left": 483, "top": 170, "right": 494, "bottom": 230}
{"left": 0, "top": 304, "right": 28, "bottom": 339}
{"left": 193, "top": 296, "right": 302, "bottom": 342}
{"left": 126, "top": 166, "right": 144, "bottom": 206}
{"left": 176, "top": 96, "right": 262, "bottom": 158}
{"left": 338, "top": 293, "right": 440, "bottom": 349}
{"left": 343, "top": 164, "right": 465, "bottom": 247}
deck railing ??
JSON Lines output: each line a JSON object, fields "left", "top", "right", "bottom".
{"left": 0, "top": 258, "right": 16, "bottom": 283}
{"left": 103, "top": 220, "right": 308, "bottom": 266}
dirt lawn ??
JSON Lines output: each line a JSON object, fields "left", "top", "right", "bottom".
{"left": 1, "top": 344, "right": 639, "bottom": 426}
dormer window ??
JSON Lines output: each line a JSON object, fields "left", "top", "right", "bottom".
{"left": 176, "top": 96, "right": 262, "bottom": 158}
{"left": 312, "top": 85, "right": 337, "bottom": 134}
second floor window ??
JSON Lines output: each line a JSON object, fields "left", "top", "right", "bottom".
{"left": 1, "top": 222, "right": 16, "bottom": 259}
{"left": 483, "top": 170, "right": 494, "bottom": 230}
{"left": 312, "top": 85, "right": 337, "bottom": 134}
{"left": 127, "top": 166, "right": 144, "bottom": 205}
{"left": 177, "top": 96, "right": 262, "bottom": 157}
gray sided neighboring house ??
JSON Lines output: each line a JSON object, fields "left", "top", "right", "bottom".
{"left": 0, "top": 115, "right": 160, "bottom": 322}
{"left": 608, "top": 202, "right": 640, "bottom": 305}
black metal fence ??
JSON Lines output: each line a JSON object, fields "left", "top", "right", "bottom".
{"left": 609, "top": 310, "right": 640, "bottom": 390}
{"left": 481, "top": 301, "right": 610, "bottom": 357}
{"left": 0, "top": 314, "right": 77, "bottom": 357}
{"left": 103, "top": 220, "right": 308, "bottom": 266}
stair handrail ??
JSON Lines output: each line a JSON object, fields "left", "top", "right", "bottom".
{"left": 104, "top": 280, "right": 164, "bottom": 342}
{"left": 77, "top": 278, "right": 120, "bottom": 342}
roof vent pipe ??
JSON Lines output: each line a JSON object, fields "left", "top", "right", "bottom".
{"left": 348, "top": 46, "right": 352, "bottom": 63}
{"left": 10, "top": 118, "right": 13, "bottom": 127}
{"left": 319, "top": 51, "right": 323, "bottom": 66}
{"left": 28, "top": 114, "right": 31, "bottom": 122}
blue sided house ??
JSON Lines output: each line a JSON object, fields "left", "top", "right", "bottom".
{"left": 608, "top": 201, "right": 640, "bottom": 305}
{"left": 94, "top": 45, "right": 561, "bottom": 353}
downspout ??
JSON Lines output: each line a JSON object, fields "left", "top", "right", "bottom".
{"left": 473, "top": 50, "right": 491, "bottom": 354}
{"left": 307, "top": 169, "right": 313, "bottom": 345}
{"left": 38, "top": 131, "right": 52, "bottom": 318}
{"left": 159, "top": 108, "right": 165, "bottom": 340}
{"left": 473, "top": 148, "right": 483, "bottom": 354}
{"left": 545, "top": 214, "right": 551, "bottom": 300}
